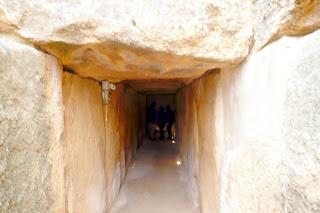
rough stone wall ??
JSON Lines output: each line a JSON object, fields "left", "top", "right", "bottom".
{"left": 61, "top": 70, "right": 142, "bottom": 212}
{"left": 62, "top": 73, "right": 107, "bottom": 213}
{"left": 1, "top": 0, "right": 318, "bottom": 82}
{"left": 178, "top": 30, "right": 320, "bottom": 212}
{"left": 177, "top": 71, "right": 221, "bottom": 213}
{"left": 61, "top": 73, "right": 142, "bottom": 212}
{"left": 122, "top": 87, "right": 142, "bottom": 168}
{"left": 0, "top": 0, "right": 253, "bottom": 69}
{"left": 177, "top": 87, "right": 200, "bottom": 207}
{"left": 0, "top": 37, "right": 65, "bottom": 212}
{"left": 104, "top": 84, "right": 126, "bottom": 209}
{"left": 219, "top": 29, "right": 320, "bottom": 213}
{"left": 104, "top": 84, "right": 142, "bottom": 209}
{"left": 281, "top": 31, "right": 320, "bottom": 212}
{"left": 254, "top": 0, "right": 320, "bottom": 50}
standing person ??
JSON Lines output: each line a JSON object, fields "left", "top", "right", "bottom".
{"left": 146, "top": 102, "right": 157, "bottom": 140}
{"left": 165, "top": 105, "right": 175, "bottom": 139}
{"left": 157, "top": 106, "right": 166, "bottom": 140}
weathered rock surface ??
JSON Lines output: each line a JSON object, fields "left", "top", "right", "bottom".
{"left": 103, "top": 84, "right": 127, "bottom": 209}
{"left": 219, "top": 29, "right": 320, "bottom": 213}
{"left": 61, "top": 72, "right": 143, "bottom": 212}
{"left": 125, "top": 79, "right": 187, "bottom": 94}
{"left": 0, "top": 1, "right": 320, "bottom": 212}
{"left": 282, "top": 31, "right": 320, "bottom": 212}
{"left": 0, "top": 0, "right": 252, "bottom": 81}
{"left": 62, "top": 73, "right": 108, "bottom": 213}
{"left": 254, "top": 0, "right": 320, "bottom": 50}
{"left": 178, "top": 29, "right": 320, "bottom": 212}
{"left": 0, "top": 37, "right": 65, "bottom": 212}
{"left": 177, "top": 71, "right": 221, "bottom": 213}
{"left": 0, "top": 0, "right": 252, "bottom": 57}
{"left": 103, "top": 84, "right": 142, "bottom": 209}
{"left": 1, "top": 0, "right": 318, "bottom": 82}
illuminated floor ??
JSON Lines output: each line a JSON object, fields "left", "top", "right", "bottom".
{"left": 110, "top": 140, "right": 197, "bottom": 213}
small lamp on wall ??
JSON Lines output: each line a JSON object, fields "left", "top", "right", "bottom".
{"left": 102, "top": 81, "right": 116, "bottom": 104}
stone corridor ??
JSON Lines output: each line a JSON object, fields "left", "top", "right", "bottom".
{"left": 1, "top": 1, "right": 320, "bottom": 213}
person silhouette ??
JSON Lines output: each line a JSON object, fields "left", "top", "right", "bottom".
{"left": 157, "top": 106, "right": 166, "bottom": 140}
{"left": 165, "top": 105, "right": 175, "bottom": 139}
{"left": 146, "top": 102, "right": 157, "bottom": 140}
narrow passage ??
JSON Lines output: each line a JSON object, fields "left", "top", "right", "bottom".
{"left": 110, "top": 140, "right": 197, "bottom": 213}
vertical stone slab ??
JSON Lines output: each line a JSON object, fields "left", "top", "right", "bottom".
{"left": 219, "top": 30, "right": 320, "bottom": 213}
{"left": 178, "top": 29, "right": 320, "bottom": 213}
{"left": 0, "top": 37, "right": 65, "bottom": 212}
{"left": 123, "top": 87, "right": 140, "bottom": 168}
{"left": 177, "top": 87, "right": 200, "bottom": 209}
{"left": 62, "top": 72, "right": 107, "bottom": 213}
{"left": 103, "top": 83, "right": 142, "bottom": 210}
{"left": 282, "top": 30, "right": 320, "bottom": 212}
{"left": 104, "top": 84, "right": 126, "bottom": 209}
{"left": 177, "top": 71, "right": 221, "bottom": 213}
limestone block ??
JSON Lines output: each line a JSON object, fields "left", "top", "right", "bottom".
{"left": 103, "top": 82, "right": 142, "bottom": 209}
{"left": 282, "top": 30, "right": 320, "bottom": 212}
{"left": 1, "top": 0, "right": 318, "bottom": 81}
{"left": 61, "top": 73, "right": 141, "bottom": 212}
{"left": 0, "top": 0, "right": 252, "bottom": 58}
{"left": 103, "top": 84, "right": 126, "bottom": 209}
{"left": 0, "top": 0, "right": 253, "bottom": 81}
{"left": 177, "top": 70, "right": 221, "bottom": 213}
{"left": 220, "top": 144, "right": 285, "bottom": 213}
{"left": 219, "top": 29, "right": 320, "bottom": 213}
{"left": 178, "top": 29, "right": 320, "bottom": 213}
{"left": 177, "top": 88, "right": 201, "bottom": 209}
{"left": 62, "top": 73, "right": 107, "bottom": 213}
{"left": 254, "top": 0, "right": 320, "bottom": 50}
{"left": 0, "top": 36, "right": 65, "bottom": 212}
